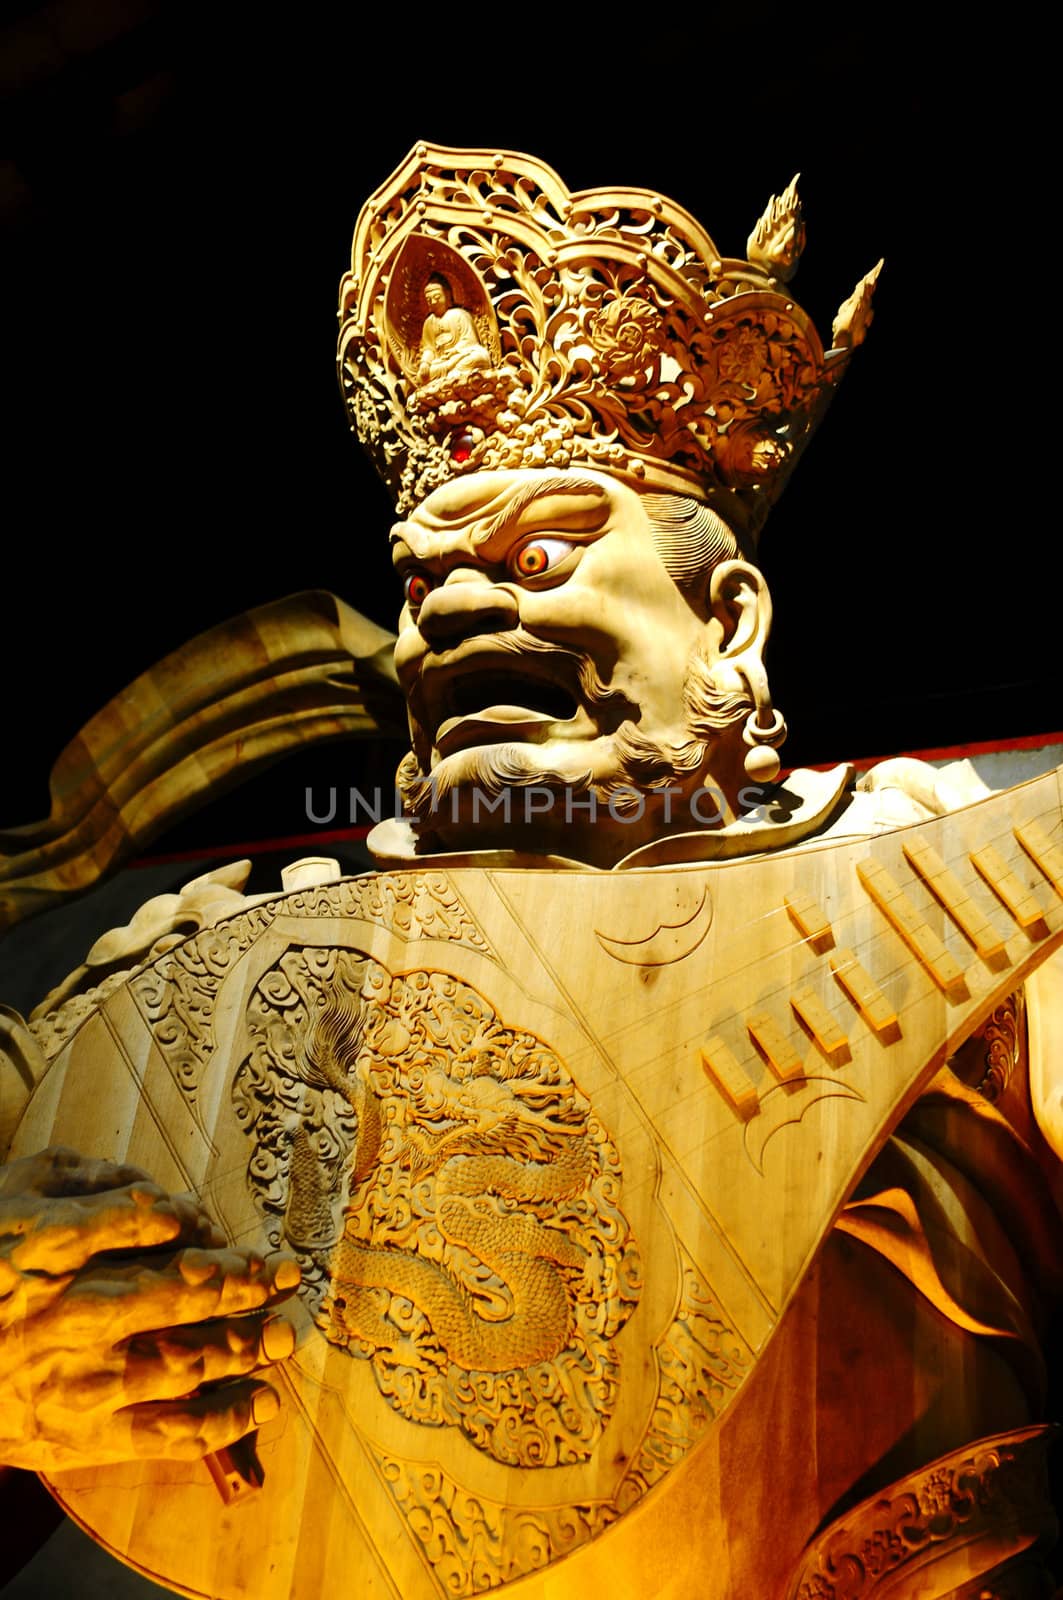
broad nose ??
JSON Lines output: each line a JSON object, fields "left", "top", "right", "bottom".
{"left": 417, "top": 568, "right": 519, "bottom": 648}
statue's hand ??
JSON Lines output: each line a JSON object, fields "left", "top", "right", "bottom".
{"left": 0, "top": 1147, "right": 300, "bottom": 1472}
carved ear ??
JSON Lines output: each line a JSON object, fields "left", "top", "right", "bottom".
{"left": 707, "top": 559, "right": 773, "bottom": 663}
{"left": 707, "top": 560, "right": 786, "bottom": 779}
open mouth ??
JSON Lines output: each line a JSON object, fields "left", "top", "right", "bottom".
{"left": 449, "top": 671, "right": 578, "bottom": 722}
{"left": 430, "top": 667, "right": 583, "bottom": 757}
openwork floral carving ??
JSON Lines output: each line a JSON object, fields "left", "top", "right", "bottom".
{"left": 587, "top": 294, "right": 667, "bottom": 385}
{"left": 339, "top": 145, "right": 879, "bottom": 539}
{"left": 717, "top": 325, "right": 770, "bottom": 387}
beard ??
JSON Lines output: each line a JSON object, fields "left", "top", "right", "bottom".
{"left": 396, "top": 638, "right": 754, "bottom": 830}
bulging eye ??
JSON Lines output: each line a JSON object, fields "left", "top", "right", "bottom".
{"left": 510, "top": 538, "right": 575, "bottom": 581}
{"left": 404, "top": 571, "right": 434, "bottom": 608}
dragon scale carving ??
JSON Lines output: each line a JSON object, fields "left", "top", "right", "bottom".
{"left": 234, "top": 948, "right": 641, "bottom": 1468}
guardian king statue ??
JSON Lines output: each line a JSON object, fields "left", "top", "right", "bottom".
{"left": 1, "top": 145, "right": 1060, "bottom": 1600}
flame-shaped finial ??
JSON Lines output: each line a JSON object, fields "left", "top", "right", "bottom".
{"left": 747, "top": 174, "right": 806, "bottom": 283}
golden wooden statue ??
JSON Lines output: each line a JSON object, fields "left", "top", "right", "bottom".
{"left": 1, "top": 146, "right": 1060, "bottom": 1600}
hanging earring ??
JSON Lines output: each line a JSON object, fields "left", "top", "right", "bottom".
{"left": 708, "top": 559, "right": 787, "bottom": 782}
{"left": 741, "top": 707, "right": 787, "bottom": 782}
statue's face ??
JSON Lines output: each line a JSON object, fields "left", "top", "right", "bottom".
{"left": 390, "top": 470, "right": 745, "bottom": 857}
{"left": 424, "top": 282, "right": 448, "bottom": 314}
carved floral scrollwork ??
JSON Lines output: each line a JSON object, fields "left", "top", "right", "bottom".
{"left": 586, "top": 294, "right": 668, "bottom": 387}
{"left": 976, "top": 989, "right": 1025, "bottom": 1103}
{"left": 371, "top": 1453, "right": 617, "bottom": 1598}
{"left": 128, "top": 872, "right": 493, "bottom": 1103}
{"left": 29, "top": 970, "right": 132, "bottom": 1060}
{"left": 334, "top": 871, "right": 495, "bottom": 954}
{"left": 130, "top": 903, "right": 276, "bottom": 1098}
{"left": 617, "top": 1262, "right": 751, "bottom": 1510}
{"left": 363, "top": 1261, "right": 751, "bottom": 1596}
{"left": 786, "top": 1428, "right": 1057, "bottom": 1600}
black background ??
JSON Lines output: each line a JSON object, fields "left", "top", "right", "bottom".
{"left": 1, "top": 5, "right": 1054, "bottom": 852}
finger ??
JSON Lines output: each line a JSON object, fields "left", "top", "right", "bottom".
{"left": 263, "top": 1254, "right": 302, "bottom": 1302}
{"left": 119, "top": 1314, "right": 296, "bottom": 1403}
{"left": 8, "top": 1187, "right": 183, "bottom": 1274}
{"left": 177, "top": 1250, "right": 301, "bottom": 1308}
{"left": 46, "top": 1247, "right": 287, "bottom": 1343}
{"left": 124, "top": 1380, "right": 281, "bottom": 1462}
{"left": 2, "top": 1150, "right": 226, "bottom": 1247}
{"left": 5, "top": 1312, "right": 295, "bottom": 1426}
{"left": 7, "top": 1185, "right": 225, "bottom": 1275}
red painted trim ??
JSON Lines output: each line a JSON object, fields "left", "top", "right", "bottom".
{"left": 132, "top": 731, "right": 1063, "bottom": 870}
{"left": 788, "top": 730, "right": 1063, "bottom": 777}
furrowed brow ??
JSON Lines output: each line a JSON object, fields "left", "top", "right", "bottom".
{"left": 472, "top": 475, "right": 612, "bottom": 554}
{"left": 390, "top": 474, "right": 613, "bottom": 566}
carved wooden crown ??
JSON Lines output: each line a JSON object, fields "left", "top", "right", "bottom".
{"left": 338, "top": 143, "right": 880, "bottom": 538}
